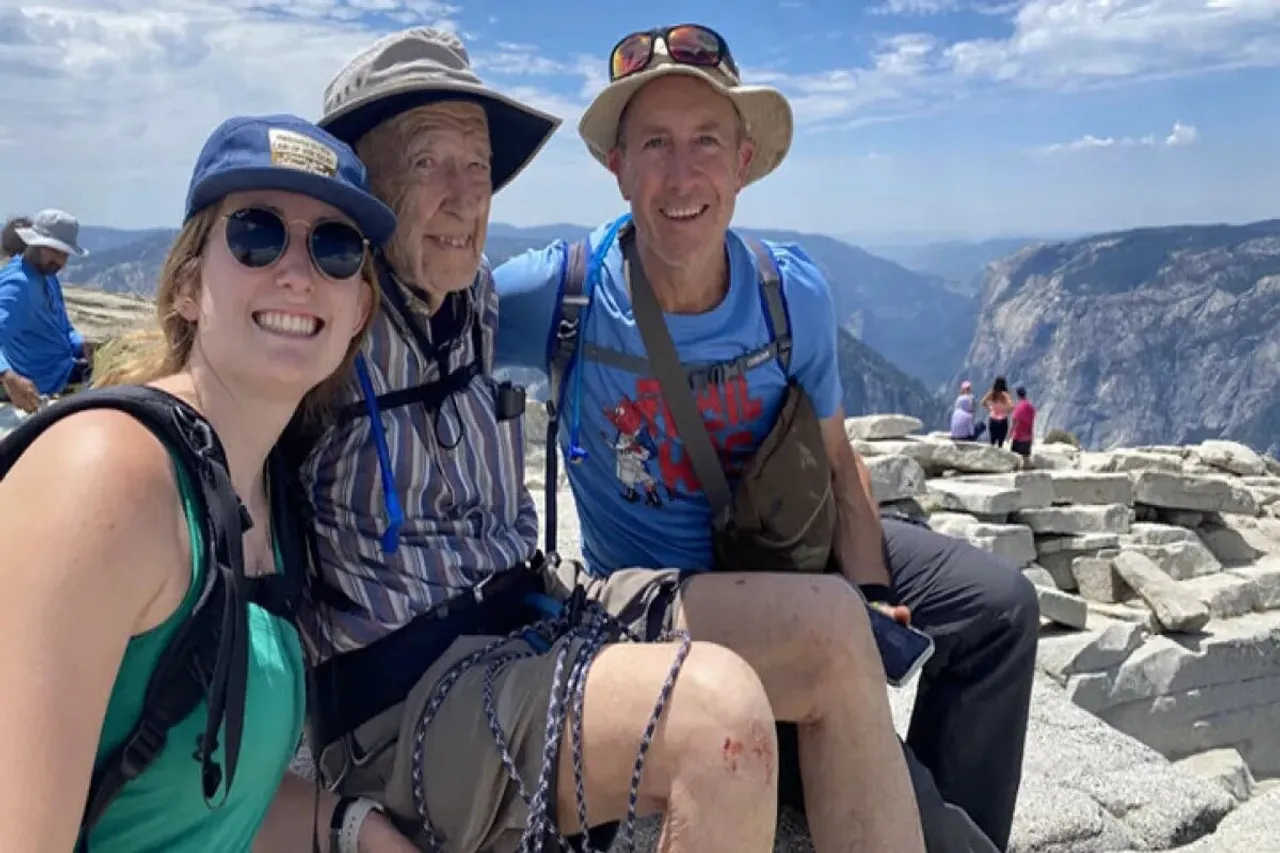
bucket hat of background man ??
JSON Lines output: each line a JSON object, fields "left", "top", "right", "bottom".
{"left": 577, "top": 23, "right": 794, "bottom": 187}
{"left": 16, "top": 208, "right": 90, "bottom": 257}
{"left": 317, "top": 26, "right": 562, "bottom": 193}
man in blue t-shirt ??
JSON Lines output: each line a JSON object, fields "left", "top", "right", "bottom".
{"left": 0, "top": 209, "right": 93, "bottom": 412}
{"left": 495, "top": 24, "right": 1038, "bottom": 853}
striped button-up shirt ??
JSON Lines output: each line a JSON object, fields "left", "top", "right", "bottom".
{"left": 296, "top": 262, "right": 539, "bottom": 659}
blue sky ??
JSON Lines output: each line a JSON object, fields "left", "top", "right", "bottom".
{"left": 1, "top": 0, "right": 1277, "bottom": 243}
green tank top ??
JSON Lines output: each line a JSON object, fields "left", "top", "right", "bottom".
{"left": 82, "top": 459, "right": 306, "bottom": 853}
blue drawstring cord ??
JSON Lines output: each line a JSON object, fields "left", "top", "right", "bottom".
{"left": 564, "top": 212, "right": 631, "bottom": 465}
{"left": 355, "top": 354, "right": 404, "bottom": 554}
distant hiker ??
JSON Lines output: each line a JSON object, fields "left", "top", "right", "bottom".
{"left": 950, "top": 393, "right": 986, "bottom": 442}
{"left": 981, "top": 375, "right": 1014, "bottom": 448}
{"left": 289, "top": 28, "right": 778, "bottom": 853}
{"left": 0, "top": 114, "right": 405, "bottom": 852}
{"left": 0, "top": 209, "right": 94, "bottom": 412}
{"left": 1011, "top": 385, "right": 1037, "bottom": 466}
{"left": 494, "top": 21, "right": 1039, "bottom": 853}
{"left": 1, "top": 215, "right": 31, "bottom": 259}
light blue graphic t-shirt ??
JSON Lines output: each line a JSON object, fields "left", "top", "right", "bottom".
{"left": 492, "top": 217, "right": 842, "bottom": 576}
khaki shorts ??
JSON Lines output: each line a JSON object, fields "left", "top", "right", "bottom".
{"left": 314, "top": 559, "right": 695, "bottom": 853}
{"left": 544, "top": 557, "right": 696, "bottom": 642}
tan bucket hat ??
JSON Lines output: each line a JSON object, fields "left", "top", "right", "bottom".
{"left": 577, "top": 30, "right": 794, "bottom": 188}
{"left": 318, "top": 27, "right": 562, "bottom": 195}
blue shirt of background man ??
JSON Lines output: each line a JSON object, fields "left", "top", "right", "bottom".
{"left": 492, "top": 218, "right": 842, "bottom": 576}
{"left": 0, "top": 256, "right": 85, "bottom": 394}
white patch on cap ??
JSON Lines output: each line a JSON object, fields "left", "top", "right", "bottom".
{"left": 268, "top": 128, "right": 338, "bottom": 177}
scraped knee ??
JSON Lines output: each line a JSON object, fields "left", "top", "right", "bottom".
{"left": 669, "top": 642, "right": 778, "bottom": 790}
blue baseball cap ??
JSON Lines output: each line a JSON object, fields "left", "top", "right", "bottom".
{"left": 184, "top": 113, "right": 397, "bottom": 246}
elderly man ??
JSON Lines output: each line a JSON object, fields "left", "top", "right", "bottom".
{"left": 0, "top": 209, "right": 93, "bottom": 412}
{"left": 287, "top": 28, "right": 785, "bottom": 853}
{"left": 492, "top": 23, "right": 1039, "bottom": 853}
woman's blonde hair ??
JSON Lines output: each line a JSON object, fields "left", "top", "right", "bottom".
{"left": 92, "top": 203, "right": 379, "bottom": 425}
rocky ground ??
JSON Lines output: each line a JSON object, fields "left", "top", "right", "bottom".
{"left": 63, "top": 285, "right": 155, "bottom": 342}
{"left": 273, "top": 417, "right": 1280, "bottom": 852}
{"left": 534, "top": 414, "right": 1280, "bottom": 852}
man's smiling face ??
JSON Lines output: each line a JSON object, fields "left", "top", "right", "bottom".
{"left": 609, "top": 74, "right": 755, "bottom": 270}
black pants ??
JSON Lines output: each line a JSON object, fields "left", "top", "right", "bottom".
{"left": 988, "top": 417, "right": 1009, "bottom": 447}
{"left": 66, "top": 357, "right": 92, "bottom": 388}
{"left": 778, "top": 518, "right": 1040, "bottom": 852}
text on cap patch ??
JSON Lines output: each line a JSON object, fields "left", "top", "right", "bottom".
{"left": 268, "top": 128, "right": 339, "bottom": 177}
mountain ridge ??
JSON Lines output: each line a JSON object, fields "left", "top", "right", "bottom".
{"left": 50, "top": 216, "right": 1280, "bottom": 454}
{"left": 56, "top": 220, "right": 968, "bottom": 407}
{"left": 961, "top": 218, "right": 1280, "bottom": 455}
{"left": 52, "top": 222, "right": 955, "bottom": 429}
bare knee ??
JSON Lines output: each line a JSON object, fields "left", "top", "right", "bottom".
{"left": 559, "top": 640, "right": 778, "bottom": 831}
{"left": 666, "top": 642, "right": 778, "bottom": 791}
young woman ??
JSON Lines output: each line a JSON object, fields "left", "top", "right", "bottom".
{"left": 0, "top": 115, "right": 416, "bottom": 852}
{"left": 981, "top": 375, "right": 1015, "bottom": 448}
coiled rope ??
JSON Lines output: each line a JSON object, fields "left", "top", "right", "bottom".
{"left": 408, "top": 584, "right": 692, "bottom": 852}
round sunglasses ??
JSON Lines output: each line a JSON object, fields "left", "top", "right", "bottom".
{"left": 223, "top": 206, "right": 368, "bottom": 281}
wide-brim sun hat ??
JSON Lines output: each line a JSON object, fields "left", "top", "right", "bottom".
{"left": 318, "top": 27, "right": 562, "bottom": 195}
{"left": 184, "top": 113, "right": 397, "bottom": 247}
{"left": 577, "top": 33, "right": 794, "bottom": 188}
{"left": 16, "top": 208, "right": 89, "bottom": 257}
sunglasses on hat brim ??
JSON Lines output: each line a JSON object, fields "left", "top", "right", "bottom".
{"left": 608, "top": 24, "right": 741, "bottom": 84}
{"left": 222, "top": 207, "right": 368, "bottom": 281}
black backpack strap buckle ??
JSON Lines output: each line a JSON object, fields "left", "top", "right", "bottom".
{"left": 116, "top": 716, "right": 167, "bottom": 781}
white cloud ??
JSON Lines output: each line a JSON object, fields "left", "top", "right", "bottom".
{"left": 945, "top": 0, "right": 1280, "bottom": 89}
{"left": 0, "top": 0, "right": 1269, "bottom": 234}
{"left": 870, "top": 0, "right": 961, "bottom": 15}
{"left": 763, "top": 0, "right": 1280, "bottom": 129}
{"left": 1032, "top": 122, "right": 1200, "bottom": 154}
{"left": 869, "top": 0, "right": 1023, "bottom": 16}
{"left": 1165, "top": 121, "right": 1199, "bottom": 146}
{"left": 0, "top": 0, "right": 612, "bottom": 228}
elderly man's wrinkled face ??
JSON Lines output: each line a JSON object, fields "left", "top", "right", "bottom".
{"left": 609, "top": 75, "right": 754, "bottom": 270}
{"left": 358, "top": 101, "right": 492, "bottom": 305}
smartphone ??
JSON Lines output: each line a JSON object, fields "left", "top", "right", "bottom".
{"left": 865, "top": 602, "right": 935, "bottom": 687}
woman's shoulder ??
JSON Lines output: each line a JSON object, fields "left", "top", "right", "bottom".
{"left": 1, "top": 408, "right": 192, "bottom": 621}
{"left": 20, "top": 407, "right": 187, "bottom": 498}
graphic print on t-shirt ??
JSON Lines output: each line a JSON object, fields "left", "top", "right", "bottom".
{"left": 601, "top": 372, "right": 764, "bottom": 508}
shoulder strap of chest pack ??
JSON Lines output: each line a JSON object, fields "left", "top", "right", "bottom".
{"left": 336, "top": 265, "right": 486, "bottom": 426}
{"left": 0, "top": 385, "right": 300, "bottom": 851}
{"left": 541, "top": 233, "right": 792, "bottom": 554}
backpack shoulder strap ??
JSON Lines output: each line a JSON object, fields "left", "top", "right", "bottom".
{"left": 0, "top": 386, "right": 255, "bottom": 850}
{"left": 547, "top": 238, "right": 590, "bottom": 421}
{"left": 741, "top": 236, "right": 792, "bottom": 375}
{"left": 542, "top": 238, "right": 589, "bottom": 557}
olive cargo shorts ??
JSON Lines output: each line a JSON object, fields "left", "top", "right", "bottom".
{"left": 314, "top": 559, "right": 692, "bottom": 853}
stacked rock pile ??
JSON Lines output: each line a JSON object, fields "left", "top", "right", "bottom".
{"left": 850, "top": 415, "right": 1280, "bottom": 638}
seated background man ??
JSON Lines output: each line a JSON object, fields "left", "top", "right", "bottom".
{"left": 289, "top": 27, "right": 782, "bottom": 853}
{"left": 0, "top": 209, "right": 93, "bottom": 412}
{"left": 493, "top": 23, "right": 1040, "bottom": 853}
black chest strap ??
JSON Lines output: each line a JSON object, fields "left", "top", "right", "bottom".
{"left": 335, "top": 268, "right": 484, "bottom": 424}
